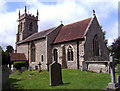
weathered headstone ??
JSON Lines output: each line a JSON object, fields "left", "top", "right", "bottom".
{"left": 12, "top": 68, "right": 16, "bottom": 73}
{"left": 106, "top": 57, "right": 119, "bottom": 90}
{"left": 28, "top": 66, "right": 32, "bottom": 71}
{"left": 21, "top": 67, "right": 26, "bottom": 72}
{"left": 107, "top": 61, "right": 118, "bottom": 89}
{"left": 46, "top": 62, "right": 50, "bottom": 71}
{"left": 38, "top": 62, "right": 42, "bottom": 73}
{"left": 82, "top": 61, "right": 87, "bottom": 71}
{"left": 49, "top": 61, "right": 63, "bottom": 86}
{"left": 35, "top": 66, "right": 38, "bottom": 70}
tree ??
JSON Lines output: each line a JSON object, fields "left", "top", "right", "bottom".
{"left": 6, "top": 45, "right": 14, "bottom": 54}
{"left": 111, "top": 37, "right": 120, "bottom": 63}
{"left": 100, "top": 26, "right": 108, "bottom": 45}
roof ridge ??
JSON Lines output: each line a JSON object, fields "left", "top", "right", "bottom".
{"left": 38, "top": 27, "right": 56, "bottom": 34}
{"left": 64, "top": 17, "right": 92, "bottom": 27}
{"left": 21, "top": 27, "right": 56, "bottom": 42}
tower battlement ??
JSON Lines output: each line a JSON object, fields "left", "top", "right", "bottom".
{"left": 16, "top": 6, "right": 39, "bottom": 43}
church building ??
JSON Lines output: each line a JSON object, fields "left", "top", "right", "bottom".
{"left": 15, "top": 6, "right": 109, "bottom": 73}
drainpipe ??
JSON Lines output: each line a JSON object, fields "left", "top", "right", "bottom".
{"left": 77, "top": 40, "right": 79, "bottom": 69}
{"left": 28, "top": 42, "right": 29, "bottom": 67}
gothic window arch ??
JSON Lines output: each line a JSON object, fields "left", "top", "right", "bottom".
{"left": 67, "top": 45, "right": 73, "bottom": 61}
{"left": 31, "top": 42, "right": 35, "bottom": 62}
{"left": 93, "top": 35, "right": 99, "bottom": 56}
{"left": 29, "top": 22, "right": 33, "bottom": 31}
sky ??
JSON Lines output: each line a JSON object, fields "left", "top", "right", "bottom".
{"left": 0, "top": 0, "right": 119, "bottom": 50}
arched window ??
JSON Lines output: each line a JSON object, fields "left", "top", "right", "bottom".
{"left": 31, "top": 42, "right": 35, "bottom": 62}
{"left": 41, "top": 55, "right": 43, "bottom": 62}
{"left": 29, "top": 22, "right": 33, "bottom": 31}
{"left": 53, "top": 49, "right": 58, "bottom": 62}
{"left": 67, "top": 46, "right": 73, "bottom": 61}
{"left": 93, "top": 35, "right": 99, "bottom": 56}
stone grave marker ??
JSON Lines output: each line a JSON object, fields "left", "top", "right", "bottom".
{"left": 35, "top": 66, "right": 38, "bottom": 70}
{"left": 106, "top": 58, "right": 120, "bottom": 91}
{"left": 38, "top": 62, "right": 42, "bottom": 73}
{"left": 12, "top": 68, "right": 16, "bottom": 73}
{"left": 21, "top": 67, "right": 26, "bottom": 72}
{"left": 46, "top": 62, "right": 50, "bottom": 71}
{"left": 108, "top": 62, "right": 117, "bottom": 88}
{"left": 82, "top": 61, "right": 87, "bottom": 71}
{"left": 28, "top": 66, "right": 32, "bottom": 71}
{"left": 49, "top": 61, "right": 63, "bottom": 86}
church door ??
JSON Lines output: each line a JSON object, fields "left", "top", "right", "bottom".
{"left": 53, "top": 49, "right": 58, "bottom": 62}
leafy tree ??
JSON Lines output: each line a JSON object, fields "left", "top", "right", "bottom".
{"left": 6, "top": 45, "right": 14, "bottom": 54}
{"left": 100, "top": 26, "right": 108, "bottom": 45}
{"left": 111, "top": 37, "right": 120, "bottom": 63}
{"left": 2, "top": 50, "right": 9, "bottom": 65}
{"left": 1, "top": 45, "right": 13, "bottom": 65}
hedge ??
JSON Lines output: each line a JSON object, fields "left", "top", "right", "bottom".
{"left": 13, "top": 61, "right": 28, "bottom": 70}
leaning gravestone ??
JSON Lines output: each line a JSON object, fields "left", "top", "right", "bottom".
{"left": 49, "top": 61, "right": 63, "bottom": 86}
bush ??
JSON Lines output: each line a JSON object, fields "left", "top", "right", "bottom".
{"left": 2, "top": 51, "right": 10, "bottom": 65}
{"left": 13, "top": 61, "right": 27, "bottom": 70}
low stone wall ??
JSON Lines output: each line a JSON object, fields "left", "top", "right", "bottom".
{"left": 82, "top": 61, "right": 110, "bottom": 73}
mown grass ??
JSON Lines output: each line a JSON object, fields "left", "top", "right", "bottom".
{"left": 3, "top": 69, "right": 111, "bottom": 90}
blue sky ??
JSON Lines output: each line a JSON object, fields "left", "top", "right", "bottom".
{"left": 0, "top": 0, "right": 119, "bottom": 50}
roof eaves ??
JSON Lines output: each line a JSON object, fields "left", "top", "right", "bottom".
{"left": 83, "top": 16, "right": 95, "bottom": 36}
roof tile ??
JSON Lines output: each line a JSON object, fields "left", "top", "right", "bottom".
{"left": 10, "top": 53, "right": 27, "bottom": 61}
{"left": 54, "top": 17, "right": 92, "bottom": 44}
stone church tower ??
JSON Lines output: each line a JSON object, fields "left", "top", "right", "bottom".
{"left": 16, "top": 6, "right": 39, "bottom": 42}
{"left": 15, "top": 6, "right": 39, "bottom": 52}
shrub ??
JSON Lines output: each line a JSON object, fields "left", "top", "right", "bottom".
{"left": 13, "top": 61, "right": 27, "bottom": 70}
{"left": 2, "top": 51, "right": 10, "bottom": 65}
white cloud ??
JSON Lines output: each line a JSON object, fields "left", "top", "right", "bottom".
{"left": 106, "top": 22, "right": 118, "bottom": 46}
{"left": 0, "top": 0, "right": 118, "bottom": 50}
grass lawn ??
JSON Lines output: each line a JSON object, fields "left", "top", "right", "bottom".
{"left": 3, "top": 69, "right": 111, "bottom": 90}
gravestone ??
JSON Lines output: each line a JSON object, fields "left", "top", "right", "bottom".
{"left": 107, "top": 61, "right": 118, "bottom": 89}
{"left": 35, "top": 66, "right": 38, "bottom": 70}
{"left": 28, "top": 66, "right": 32, "bottom": 71}
{"left": 106, "top": 57, "right": 119, "bottom": 91}
{"left": 49, "top": 61, "right": 63, "bottom": 86}
{"left": 21, "top": 67, "right": 26, "bottom": 72}
{"left": 12, "top": 68, "right": 16, "bottom": 73}
{"left": 38, "top": 62, "right": 42, "bottom": 73}
{"left": 46, "top": 62, "right": 50, "bottom": 71}
{"left": 82, "top": 61, "right": 87, "bottom": 71}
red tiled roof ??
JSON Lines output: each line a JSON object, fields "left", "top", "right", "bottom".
{"left": 54, "top": 17, "right": 92, "bottom": 44}
{"left": 10, "top": 53, "right": 27, "bottom": 61}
